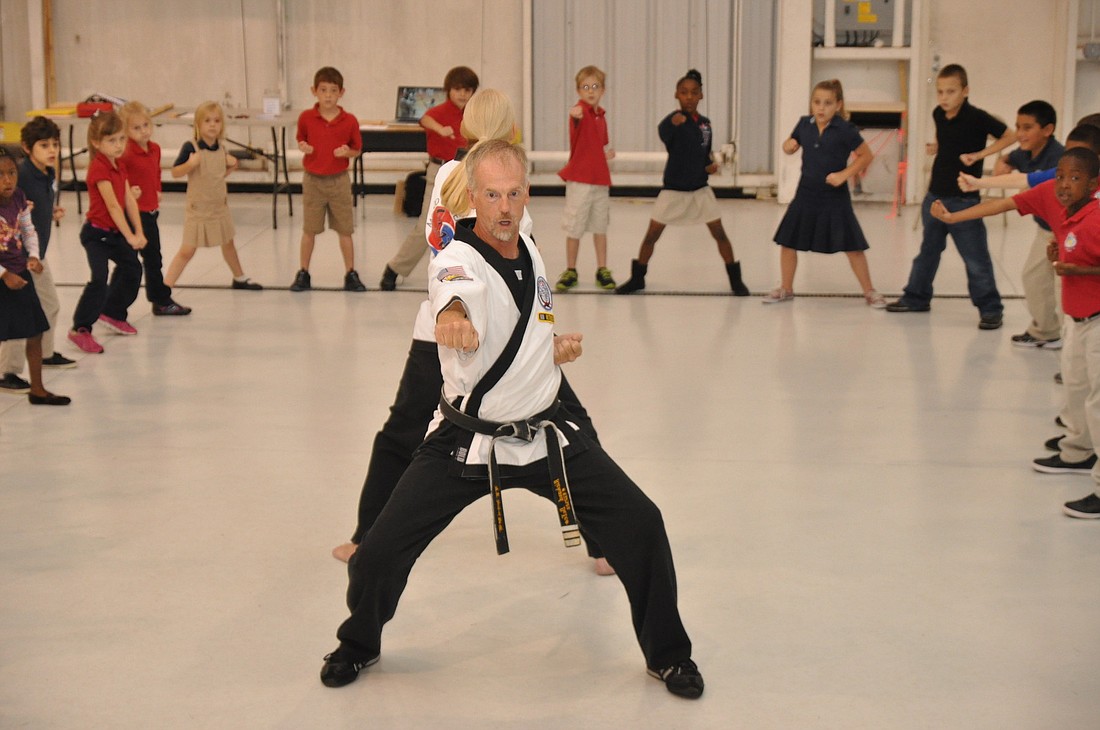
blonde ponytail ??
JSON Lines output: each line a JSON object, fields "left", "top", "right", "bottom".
{"left": 439, "top": 89, "right": 518, "bottom": 215}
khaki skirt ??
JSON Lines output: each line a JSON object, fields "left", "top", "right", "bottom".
{"left": 651, "top": 187, "right": 720, "bottom": 226}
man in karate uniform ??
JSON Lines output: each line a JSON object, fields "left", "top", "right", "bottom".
{"left": 320, "top": 139, "right": 703, "bottom": 699}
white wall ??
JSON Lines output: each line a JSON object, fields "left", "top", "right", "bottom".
{"left": 45, "top": 0, "right": 522, "bottom": 116}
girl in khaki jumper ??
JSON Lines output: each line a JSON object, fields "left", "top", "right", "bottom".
{"left": 164, "top": 101, "right": 262, "bottom": 291}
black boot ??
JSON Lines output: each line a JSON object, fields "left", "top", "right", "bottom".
{"left": 614, "top": 259, "right": 648, "bottom": 295}
{"left": 725, "top": 261, "right": 750, "bottom": 296}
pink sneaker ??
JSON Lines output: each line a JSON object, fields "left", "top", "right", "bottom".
{"left": 68, "top": 328, "right": 104, "bottom": 354}
{"left": 98, "top": 314, "right": 137, "bottom": 335}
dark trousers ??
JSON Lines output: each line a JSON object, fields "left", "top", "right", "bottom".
{"left": 138, "top": 211, "right": 173, "bottom": 305}
{"left": 72, "top": 224, "right": 142, "bottom": 329}
{"left": 351, "top": 339, "right": 603, "bottom": 559}
{"left": 900, "top": 194, "right": 1003, "bottom": 316}
{"left": 337, "top": 444, "right": 692, "bottom": 671}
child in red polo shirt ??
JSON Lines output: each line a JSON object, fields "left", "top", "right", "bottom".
{"left": 119, "top": 101, "right": 191, "bottom": 315}
{"left": 1036, "top": 149, "right": 1100, "bottom": 518}
{"left": 555, "top": 65, "right": 617, "bottom": 293}
{"left": 290, "top": 67, "right": 364, "bottom": 292}
{"left": 379, "top": 66, "right": 479, "bottom": 291}
{"left": 68, "top": 111, "right": 146, "bottom": 354}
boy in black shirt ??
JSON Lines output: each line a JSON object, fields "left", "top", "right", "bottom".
{"left": 886, "top": 64, "right": 1016, "bottom": 329}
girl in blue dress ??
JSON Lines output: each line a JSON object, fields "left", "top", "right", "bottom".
{"left": 765, "top": 79, "right": 884, "bottom": 307}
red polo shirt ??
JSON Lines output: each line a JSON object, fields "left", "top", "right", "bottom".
{"left": 296, "top": 104, "right": 361, "bottom": 176}
{"left": 422, "top": 99, "right": 466, "bottom": 162}
{"left": 121, "top": 138, "right": 162, "bottom": 213}
{"left": 1013, "top": 181, "right": 1067, "bottom": 245}
{"left": 85, "top": 154, "right": 129, "bottom": 231}
{"left": 1054, "top": 199, "right": 1100, "bottom": 319}
{"left": 558, "top": 101, "right": 611, "bottom": 186}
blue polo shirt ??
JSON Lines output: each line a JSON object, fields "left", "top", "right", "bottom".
{"left": 658, "top": 110, "right": 713, "bottom": 192}
{"left": 789, "top": 115, "right": 865, "bottom": 193}
{"left": 17, "top": 157, "right": 56, "bottom": 257}
{"left": 173, "top": 139, "right": 221, "bottom": 167}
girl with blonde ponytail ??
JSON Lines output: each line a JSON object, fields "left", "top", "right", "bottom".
{"left": 429, "top": 89, "right": 528, "bottom": 249}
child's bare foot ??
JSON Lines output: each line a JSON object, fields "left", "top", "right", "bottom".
{"left": 332, "top": 542, "right": 357, "bottom": 563}
{"left": 593, "top": 557, "right": 615, "bottom": 576}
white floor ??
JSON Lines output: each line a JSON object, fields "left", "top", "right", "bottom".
{"left": 1, "top": 190, "right": 1097, "bottom": 729}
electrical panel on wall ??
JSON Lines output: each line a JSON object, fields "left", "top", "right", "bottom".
{"left": 812, "top": 0, "right": 911, "bottom": 47}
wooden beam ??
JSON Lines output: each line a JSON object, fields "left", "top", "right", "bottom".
{"left": 43, "top": 0, "right": 55, "bottom": 106}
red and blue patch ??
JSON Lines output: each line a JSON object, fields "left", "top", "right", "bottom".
{"left": 428, "top": 206, "right": 456, "bottom": 255}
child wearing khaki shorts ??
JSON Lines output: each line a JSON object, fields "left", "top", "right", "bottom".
{"left": 555, "top": 65, "right": 617, "bottom": 292}
{"left": 291, "top": 66, "right": 364, "bottom": 292}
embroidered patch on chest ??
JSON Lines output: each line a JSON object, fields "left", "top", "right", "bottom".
{"left": 536, "top": 276, "right": 553, "bottom": 310}
{"left": 1066, "top": 232, "right": 1078, "bottom": 253}
{"left": 699, "top": 122, "right": 712, "bottom": 148}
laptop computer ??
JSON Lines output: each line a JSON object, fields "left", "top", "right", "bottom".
{"left": 394, "top": 86, "right": 446, "bottom": 124}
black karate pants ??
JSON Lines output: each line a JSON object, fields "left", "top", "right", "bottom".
{"left": 350, "top": 339, "right": 604, "bottom": 559}
{"left": 337, "top": 444, "right": 692, "bottom": 671}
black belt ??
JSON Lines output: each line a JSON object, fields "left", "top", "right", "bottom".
{"left": 1073, "top": 311, "right": 1100, "bottom": 323}
{"left": 440, "top": 395, "right": 581, "bottom": 555}
{"left": 428, "top": 156, "right": 446, "bottom": 166}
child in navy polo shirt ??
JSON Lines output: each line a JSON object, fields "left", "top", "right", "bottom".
{"left": 885, "top": 64, "right": 1016, "bottom": 330}
{"left": 119, "top": 101, "right": 191, "bottom": 316}
{"left": 290, "top": 67, "right": 364, "bottom": 293}
{"left": 0, "top": 146, "right": 70, "bottom": 405}
{"left": 765, "top": 78, "right": 884, "bottom": 307}
{"left": 0, "top": 117, "right": 73, "bottom": 395}
{"left": 991, "top": 100, "right": 1065, "bottom": 347}
{"left": 380, "top": 66, "right": 479, "bottom": 291}
{"left": 555, "top": 65, "right": 617, "bottom": 293}
{"left": 615, "top": 69, "right": 749, "bottom": 296}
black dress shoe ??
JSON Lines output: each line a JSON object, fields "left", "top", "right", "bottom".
{"left": 978, "top": 313, "right": 1003, "bottom": 330}
{"left": 320, "top": 646, "right": 379, "bottom": 687}
{"left": 647, "top": 658, "right": 704, "bottom": 699}
{"left": 884, "top": 299, "right": 931, "bottom": 313}
{"left": 28, "top": 392, "right": 71, "bottom": 406}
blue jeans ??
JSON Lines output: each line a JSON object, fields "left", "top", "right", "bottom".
{"left": 900, "top": 194, "right": 1003, "bottom": 316}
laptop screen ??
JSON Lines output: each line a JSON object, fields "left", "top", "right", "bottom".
{"left": 395, "top": 86, "right": 447, "bottom": 122}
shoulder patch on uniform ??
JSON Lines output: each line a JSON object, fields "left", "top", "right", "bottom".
{"left": 437, "top": 265, "right": 472, "bottom": 282}
{"left": 428, "top": 205, "right": 456, "bottom": 254}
